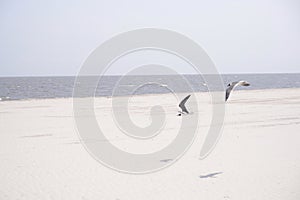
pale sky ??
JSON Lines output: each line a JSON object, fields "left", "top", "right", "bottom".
{"left": 0, "top": 0, "right": 300, "bottom": 76}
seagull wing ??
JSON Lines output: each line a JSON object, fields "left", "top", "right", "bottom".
{"left": 226, "top": 81, "right": 250, "bottom": 101}
{"left": 179, "top": 94, "right": 191, "bottom": 113}
{"left": 225, "top": 83, "right": 236, "bottom": 101}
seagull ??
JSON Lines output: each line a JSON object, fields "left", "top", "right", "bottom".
{"left": 177, "top": 94, "right": 191, "bottom": 116}
{"left": 226, "top": 81, "right": 250, "bottom": 101}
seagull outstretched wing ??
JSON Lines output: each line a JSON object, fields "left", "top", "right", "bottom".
{"left": 225, "top": 81, "right": 250, "bottom": 101}
{"left": 179, "top": 94, "right": 191, "bottom": 113}
{"left": 225, "top": 83, "right": 236, "bottom": 101}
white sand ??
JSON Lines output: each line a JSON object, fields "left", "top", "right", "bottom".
{"left": 1, "top": 88, "right": 300, "bottom": 200}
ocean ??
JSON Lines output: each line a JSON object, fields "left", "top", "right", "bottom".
{"left": 0, "top": 74, "right": 299, "bottom": 101}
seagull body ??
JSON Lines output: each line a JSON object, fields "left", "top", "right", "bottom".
{"left": 177, "top": 94, "right": 191, "bottom": 116}
{"left": 226, "top": 81, "right": 250, "bottom": 101}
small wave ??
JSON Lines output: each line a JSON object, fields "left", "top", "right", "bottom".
{"left": 140, "top": 82, "right": 168, "bottom": 87}
{"left": 119, "top": 84, "right": 136, "bottom": 87}
{"left": 0, "top": 97, "right": 11, "bottom": 101}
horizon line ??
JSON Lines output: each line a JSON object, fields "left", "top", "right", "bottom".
{"left": 0, "top": 72, "right": 300, "bottom": 78}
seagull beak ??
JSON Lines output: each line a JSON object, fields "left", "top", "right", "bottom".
{"left": 244, "top": 82, "right": 250, "bottom": 86}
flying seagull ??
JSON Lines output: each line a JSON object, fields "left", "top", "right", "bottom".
{"left": 177, "top": 94, "right": 191, "bottom": 116}
{"left": 226, "top": 81, "right": 250, "bottom": 101}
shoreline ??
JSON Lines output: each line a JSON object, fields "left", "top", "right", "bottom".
{"left": 1, "top": 87, "right": 300, "bottom": 102}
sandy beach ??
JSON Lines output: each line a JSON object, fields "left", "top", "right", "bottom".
{"left": 1, "top": 88, "right": 300, "bottom": 200}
